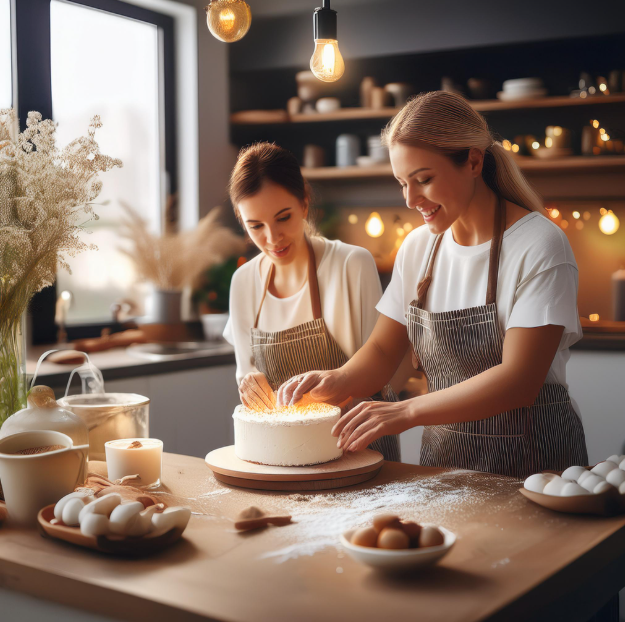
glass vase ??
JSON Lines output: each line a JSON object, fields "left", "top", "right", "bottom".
{"left": 0, "top": 312, "right": 27, "bottom": 427}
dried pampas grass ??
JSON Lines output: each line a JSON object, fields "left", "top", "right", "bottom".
{"left": 118, "top": 202, "right": 246, "bottom": 291}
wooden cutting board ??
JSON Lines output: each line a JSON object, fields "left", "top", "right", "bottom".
{"left": 205, "top": 446, "right": 383, "bottom": 491}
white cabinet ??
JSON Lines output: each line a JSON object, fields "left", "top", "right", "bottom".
{"left": 104, "top": 365, "right": 239, "bottom": 459}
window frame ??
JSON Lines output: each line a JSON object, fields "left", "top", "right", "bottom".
{"left": 15, "top": 0, "right": 177, "bottom": 342}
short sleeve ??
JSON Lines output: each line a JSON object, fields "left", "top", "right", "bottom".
{"left": 376, "top": 244, "right": 408, "bottom": 326}
{"left": 506, "top": 262, "right": 582, "bottom": 350}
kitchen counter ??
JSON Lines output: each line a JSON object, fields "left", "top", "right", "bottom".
{"left": 26, "top": 342, "right": 236, "bottom": 388}
{"left": 1, "top": 453, "right": 624, "bottom": 622}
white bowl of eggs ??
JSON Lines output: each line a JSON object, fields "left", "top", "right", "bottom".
{"left": 341, "top": 514, "right": 456, "bottom": 571}
{"left": 520, "top": 454, "right": 625, "bottom": 516}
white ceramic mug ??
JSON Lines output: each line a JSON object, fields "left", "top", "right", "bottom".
{"left": 0, "top": 430, "right": 88, "bottom": 526}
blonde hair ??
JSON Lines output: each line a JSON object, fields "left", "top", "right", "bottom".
{"left": 381, "top": 91, "right": 544, "bottom": 213}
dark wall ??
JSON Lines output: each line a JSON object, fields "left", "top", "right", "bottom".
{"left": 230, "top": 0, "right": 625, "bottom": 72}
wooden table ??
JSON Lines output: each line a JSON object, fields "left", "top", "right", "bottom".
{"left": 0, "top": 453, "right": 624, "bottom": 622}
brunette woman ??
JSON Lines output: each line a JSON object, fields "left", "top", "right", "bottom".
{"left": 223, "top": 142, "right": 400, "bottom": 461}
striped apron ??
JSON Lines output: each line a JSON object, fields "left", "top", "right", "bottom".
{"left": 406, "top": 199, "right": 587, "bottom": 478}
{"left": 251, "top": 237, "right": 401, "bottom": 461}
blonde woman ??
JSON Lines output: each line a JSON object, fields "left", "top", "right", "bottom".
{"left": 223, "top": 142, "right": 400, "bottom": 461}
{"left": 278, "top": 91, "right": 587, "bottom": 477}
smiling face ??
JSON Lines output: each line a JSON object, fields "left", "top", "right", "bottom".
{"left": 389, "top": 143, "right": 483, "bottom": 235}
{"left": 237, "top": 180, "right": 309, "bottom": 264}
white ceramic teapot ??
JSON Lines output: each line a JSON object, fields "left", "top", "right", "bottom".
{"left": 0, "top": 430, "right": 88, "bottom": 526}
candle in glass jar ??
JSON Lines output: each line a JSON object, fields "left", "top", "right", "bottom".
{"left": 105, "top": 438, "right": 163, "bottom": 487}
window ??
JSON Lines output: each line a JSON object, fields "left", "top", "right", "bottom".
{"left": 14, "top": 0, "right": 178, "bottom": 339}
{"left": 0, "top": 0, "right": 12, "bottom": 108}
{"left": 51, "top": 1, "right": 164, "bottom": 323}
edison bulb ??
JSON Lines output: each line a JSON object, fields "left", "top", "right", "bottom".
{"left": 365, "top": 212, "right": 384, "bottom": 238}
{"left": 310, "top": 39, "right": 345, "bottom": 82}
{"left": 206, "top": 0, "right": 251, "bottom": 43}
{"left": 599, "top": 211, "right": 620, "bottom": 235}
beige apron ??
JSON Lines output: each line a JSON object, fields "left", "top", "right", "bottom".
{"left": 251, "top": 238, "right": 401, "bottom": 461}
{"left": 406, "top": 199, "right": 587, "bottom": 478}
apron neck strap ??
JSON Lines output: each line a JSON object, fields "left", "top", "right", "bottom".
{"left": 253, "top": 236, "right": 322, "bottom": 329}
{"left": 416, "top": 195, "right": 507, "bottom": 309}
{"left": 485, "top": 195, "right": 506, "bottom": 306}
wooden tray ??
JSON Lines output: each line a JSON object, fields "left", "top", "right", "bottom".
{"left": 519, "top": 487, "right": 625, "bottom": 516}
{"left": 205, "top": 446, "right": 383, "bottom": 491}
{"left": 37, "top": 505, "right": 185, "bottom": 556}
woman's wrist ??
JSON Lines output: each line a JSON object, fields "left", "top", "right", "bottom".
{"left": 405, "top": 395, "right": 423, "bottom": 428}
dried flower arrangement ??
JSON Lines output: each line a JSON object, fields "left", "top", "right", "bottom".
{"left": 118, "top": 202, "right": 246, "bottom": 291}
{"left": 0, "top": 109, "right": 122, "bottom": 424}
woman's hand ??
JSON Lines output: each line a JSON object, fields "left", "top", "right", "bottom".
{"left": 277, "top": 369, "right": 349, "bottom": 408}
{"left": 332, "top": 400, "right": 416, "bottom": 453}
{"left": 239, "top": 372, "right": 276, "bottom": 411}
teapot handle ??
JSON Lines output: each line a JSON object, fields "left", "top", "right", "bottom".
{"left": 29, "top": 350, "right": 104, "bottom": 397}
{"left": 64, "top": 358, "right": 104, "bottom": 397}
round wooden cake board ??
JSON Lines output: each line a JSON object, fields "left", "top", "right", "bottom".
{"left": 205, "top": 446, "right": 384, "bottom": 492}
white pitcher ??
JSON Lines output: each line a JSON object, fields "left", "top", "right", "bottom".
{"left": 0, "top": 430, "right": 88, "bottom": 526}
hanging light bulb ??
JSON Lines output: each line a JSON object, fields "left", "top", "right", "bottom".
{"left": 365, "top": 212, "right": 384, "bottom": 238}
{"left": 310, "top": 1, "right": 345, "bottom": 82}
{"left": 205, "top": 0, "right": 251, "bottom": 43}
{"left": 599, "top": 210, "right": 620, "bottom": 235}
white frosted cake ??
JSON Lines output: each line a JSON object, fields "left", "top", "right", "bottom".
{"left": 233, "top": 403, "right": 343, "bottom": 466}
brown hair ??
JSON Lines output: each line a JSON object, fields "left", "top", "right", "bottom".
{"left": 229, "top": 142, "right": 317, "bottom": 232}
{"left": 381, "top": 91, "right": 543, "bottom": 212}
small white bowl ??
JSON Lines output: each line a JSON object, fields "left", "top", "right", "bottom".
{"left": 340, "top": 526, "right": 456, "bottom": 571}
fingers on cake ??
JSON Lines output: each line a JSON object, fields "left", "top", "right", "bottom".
{"left": 232, "top": 403, "right": 343, "bottom": 466}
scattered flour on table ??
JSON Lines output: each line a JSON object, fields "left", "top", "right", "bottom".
{"left": 260, "top": 470, "right": 523, "bottom": 563}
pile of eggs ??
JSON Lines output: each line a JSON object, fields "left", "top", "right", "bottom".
{"left": 524, "top": 454, "right": 625, "bottom": 496}
{"left": 351, "top": 513, "right": 445, "bottom": 550}
{"left": 53, "top": 491, "right": 191, "bottom": 538}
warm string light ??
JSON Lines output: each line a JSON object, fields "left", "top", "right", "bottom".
{"left": 348, "top": 214, "right": 358, "bottom": 224}
{"left": 589, "top": 314, "right": 600, "bottom": 322}
{"left": 365, "top": 212, "right": 384, "bottom": 238}
{"left": 599, "top": 210, "right": 620, "bottom": 235}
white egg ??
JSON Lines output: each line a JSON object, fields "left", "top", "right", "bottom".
{"left": 606, "top": 455, "right": 622, "bottom": 464}
{"left": 109, "top": 502, "right": 144, "bottom": 535}
{"left": 78, "top": 493, "right": 122, "bottom": 523}
{"left": 152, "top": 507, "right": 192, "bottom": 535}
{"left": 606, "top": 469, "right": 625, "bottom": 488}
{"left": 561, "top": 466, "right": 588, "bottom": 481}
{"left": 54, "top": 491, "right": 93, "bottom": 521}
{"left": 593, "top": 481, "right": 615, "bottom": 495}
{"left": 577, "top": 470, "right": 593, "bottom": 484}
{"left": 126, "top": 505, "right": 159, "bottom": 537}
{"left": 80, "top": 513, "right": 110, "bottom": 537}
{"left": 543, "top": 477, "right": 571, "bottom": 496}
{"left": 620, "top": 458, "right": 625, "bottom": 471}
{"left": 591, "top": 461, "right": 618, "bottom": 478}
{"left": 524, "top": 473, "right": 555, "bottom": 493}
{"left": 620, "top": 482, "right": 625, "bottom": 495}
{"left": 61, "top": 497, "right": 88, "bottom": 527}
{"left": 560, "top": 482, "right": 590, "bottom": 496}
{"left": 580, "top": 474, "right": 605, "bottom": 492}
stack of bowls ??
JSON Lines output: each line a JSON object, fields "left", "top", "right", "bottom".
{"left": 497, "top": 78, "right": 548, "bottom": 101}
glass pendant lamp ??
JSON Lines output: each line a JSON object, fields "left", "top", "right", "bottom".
{"left": 205, "top": 0, "right": 251, "bottom": 43}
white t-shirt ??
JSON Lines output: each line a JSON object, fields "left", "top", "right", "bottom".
{"left": 224, "top": 238, "right": 383, "bottom": 385}
{"left": 377, "top": 212, "right": 582, "bottom": 389}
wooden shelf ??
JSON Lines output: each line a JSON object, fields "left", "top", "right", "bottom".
{"left": 302, "top": 156, "right": 625, "bottom": 180}
{"left": 231, "top": 95, "right": 625, "bottom": 126}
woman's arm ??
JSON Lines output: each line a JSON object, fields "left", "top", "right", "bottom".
{"left": 335, "top": 324, "right": 564, "bottom": 451}
{"left": 277, "top": 314, "right": 409, "bottom": 406}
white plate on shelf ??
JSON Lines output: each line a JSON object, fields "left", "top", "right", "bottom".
{"left": 497, "top": 89, "right": 548, "bottom": 101}
{"left": 340, "top": 526, "right": 456, "bottom": 571}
